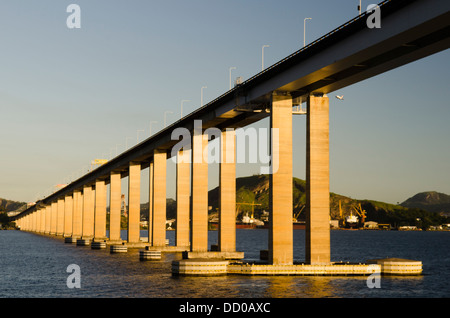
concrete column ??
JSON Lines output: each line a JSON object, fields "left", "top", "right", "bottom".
{"left": 82, "top": 185, "right": 94, "bottom": 239}
{"left": 306, "top": 94, "right": 331, "bottom": 265}
{"left": 64, "top": 195, "right": 73, "bottom": 237}
{"left": 50, "top": 201, "right": 57, "bottom": 235}
{"left": 72, "top": 191, "right": 82, "bottom": 238}
{"left": 269, "top": 93, "right": 293, "bottom": 265}
{"left": 219, "top": 129, "right": 236, "bottom": 252}
{"left": 31, "top": 212, "right": 37, "bottom": 232}
{"left": 127, "top": 162, "right": 141, "bottom": 244}
{"left": 190, "top": 131, "right": 209, "bottom": 252}
{"left": 152, "top": 150, "right": 167, "bottom": 247}
{"left": 45, "top": 205, "right": 51, "bottom": 234}
{"left": 109, "top": 172, "right": 122, "bottom": 242}
{"left": 176, "top": 149, "right": 190, "bottom": 247}
{"left": 39, "top": 208, "right": 45, "bottom": 233}
{"left": 56, "top": 198, "right": 65, "bottom": 236}
{"left": 147, "top": 162, "right": 154, "bottom": 245}
{"left": 94, "top": 179, "right": 107, "bottom": 241}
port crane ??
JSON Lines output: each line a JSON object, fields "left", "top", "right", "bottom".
{"left": 293, "top": 205, "right": 305, "bottom": 222}
{"left": 236, "top": 202, "right": 261, "bottom": 219}
{"left": 352, "top": 203, "right": 366, "bottom": 224}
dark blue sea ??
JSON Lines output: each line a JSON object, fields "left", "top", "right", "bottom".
{"left": 1, "top": 229, "right": 449, "bottom": 300}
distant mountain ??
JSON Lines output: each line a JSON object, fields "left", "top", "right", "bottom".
{"left": 400, "top": 191, "right": 450, "bottom": 215}
{"left": 0, "top": 198, "right": 27, "bottom": 213}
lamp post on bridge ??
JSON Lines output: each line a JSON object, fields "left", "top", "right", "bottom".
{"left": 201, "top": 86, "right": 207, "bottom": 107}
{"left": 229, "top": 67, "right": 236, "bottom": 89}
{"left": 262, "top": 45, "right": 269, "bottom": 71}
{"left": 137, "top": 129, "right": 145, "bottom": 143}
{"left": 164, "top": 111, "right": 173, "bottom": 128}
{"left": 304, "top": 18, "right": 312, "bottom": 47}
{"left": 181, "top": 100, "right": 190, "bottom": 119}
{"left": 150, "top": 121, "right": 158, "bottom": 136}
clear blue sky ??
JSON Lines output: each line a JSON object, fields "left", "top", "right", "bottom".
{"left": 0, "top": 0, "right": 449, "bottom": 205}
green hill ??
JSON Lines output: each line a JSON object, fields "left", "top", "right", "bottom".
{"left": 207, "top": 175, "right": 449, "bottom": 229}
{"left": 400, "top": 191, "right": 450, "bottom": 215}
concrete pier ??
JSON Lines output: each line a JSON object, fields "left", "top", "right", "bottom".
{"left": 269, "top": 93, "right": 293, "bottom": 265}
{"left": 127, "top": 162, "right": 141, "bottom": 244}
{"left": 109, "top": 172, "right": 122, "bottom": 242}
{"left": 218, "top": 129, "right": 237, "bottom": 253}
{"left": 94, "top": 179, "right": 107, "bottom": 241}
{"left": 56, "top": 198, "right": 64, "bottom": 236}
{"left": 139, "top": 249, "right": 162, "bottom": 261}
{"left": 306, "top": 94, "right": 331, "bottom": 265}
{"left": 176, "top": 149, "right": 190, "bottom": 248}
{"left": 72, "top": 190, "right": 82, "bottom": 240}
{"left": 152, "top": 150, "right": 167, "bottom": 247}
{"left": 82, "top": 185, "right": 94, "bottom": 240}
{"left": 63, "top": 195, "right": 73, "bottom": 237}
{"left": 110, "top": 245, "right": 128, "bottom": 253}
{"left": 190, "top": 132, "right": 209, "bottom": 253}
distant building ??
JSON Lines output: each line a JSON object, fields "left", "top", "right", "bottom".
{"left": 364, "top": 221, "right": 378, "bottom": 229}
{"left": 330, "top": 220, "right": 339, "bottom": 229}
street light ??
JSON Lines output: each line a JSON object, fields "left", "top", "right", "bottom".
{"left": 137, "top": 129, "right": 145, "bottom": 143}
{"left": 229, "top": 67, "right": 236, "bottom": 89}
{"left": 181, "top": 100, "right": 190, "bottom": 118}
{"left": 304, "top": 18, "right": 312, "bottom": 47}
{"left": 125, "top": 137, "right": 132, "bottom": 149}
{"left": 201, "top": 86, "right": 207, "bottom": 106}
{"left": 150, "top": 121, "right": 158, "bottom": 135}
{"left": 262, "top": 45, "right": 269, "bottom": 71}
{"left": 358, "top": 0, "right": 362, "bottom": 15}
{"left": 164, "top": 111, "right": 173, "bottom": 127}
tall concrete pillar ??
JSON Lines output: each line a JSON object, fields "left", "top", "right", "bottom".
{"left": 50, "top": 201, "right": 57, "bottom": 235}
{"left": 64, "top": 195, "right": 73, "bottom": 237}
{"left": 45, "top": 205, "right": 51, "bottom": 234}
{"left": 109, "top": 172, "right": 122, "bottom": 242}
{"left": 190, "top": 131, "right": 209, "bottom": 252}
{"left": 269, "top": 92, "right": 293, "bottom": 265}
{"left": 176, "top": 149, "right": 190, "bottom": 247}
{"left": 40, "top": 208, "right": 45, "bottom": 233}
{"left": 152, "top": 150, "right": 167, "bottom": 247}
{"left": 147, "top": 162, "right": 154, "bottom": 245}
{"left": 56, "top": 198, "right": 65, "bottom": 236}
{"left": 72, "top": 190, "right": 82, "bottom": 238}
{"left": 32, "top": 212, "right": 37, "bottom": 232}
{"left": 82, "top": 185, "right": 94, "bottom": 239}
{"left": 306, "top": 94, "right": 331, "bottom": 265}
{"left": 127, "top": 162, "right": 141, "bottom": 243}
{"left": 94, "top": 179, "right": 107, "bottom": 241}
{"left": 219, "top": 129, "right": 236, "bottom": 252}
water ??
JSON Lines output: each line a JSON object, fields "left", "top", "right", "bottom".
{"left": 1, "top": 229, "right": 449, "bottom": 298}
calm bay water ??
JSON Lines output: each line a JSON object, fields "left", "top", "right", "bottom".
{"left": 1, "top": 229, "right": 449, "bottom": 298}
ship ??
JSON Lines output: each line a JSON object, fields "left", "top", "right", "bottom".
{"left": 345, "top": 212, "right": 359, "bottom": 229}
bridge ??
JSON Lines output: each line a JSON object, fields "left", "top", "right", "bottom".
{"left": 13, "top": 0, "right": 449, "bottom": 273}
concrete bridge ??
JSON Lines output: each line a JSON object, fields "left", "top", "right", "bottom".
{"left": 14, "top": 0, "right": 449, "bottom": 272}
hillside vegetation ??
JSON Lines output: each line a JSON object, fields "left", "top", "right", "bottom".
{"left": 206, "top": 174, "right": 449, "bottom": 229}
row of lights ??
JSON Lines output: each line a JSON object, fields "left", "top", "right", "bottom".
{"left": 45, "top": 1, "right": 367, "bottom": 200}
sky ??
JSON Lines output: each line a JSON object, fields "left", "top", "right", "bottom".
{"left": 0, "top": 0, "right": 449, "bottom": 205}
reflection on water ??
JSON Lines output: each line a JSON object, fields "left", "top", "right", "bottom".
{"left": 0, "top": 229, "right": 447, "bottom": 298}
